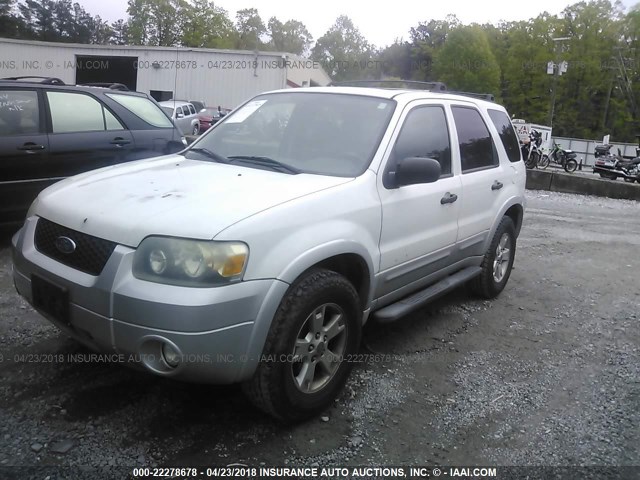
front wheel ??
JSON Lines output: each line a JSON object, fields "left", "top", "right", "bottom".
{"left": 564, "top": 159, "right": 578, "bottom": 173}
{"left": 470, "top": 217, "right": 516, "bottom": 299}
{"left": 624, "top": 177, "right": 636, "bottom": 183}
{"left": 192, "top": 124, "right": 199, "bottom": 136}
{"left": 538, "top": 155, "right": 550, "bottom": 169}
{"left": 243, "top": 269, "right": 361, "bottom": 422}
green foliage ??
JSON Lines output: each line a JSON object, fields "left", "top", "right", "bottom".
{"left": 311, "top": 15, "right": 373, "bottom": 81}
{"left": 433, "top": 26, "right": 500, "bottom": 94}
{"left": 234, "top": 7, "right": 265, "bottom": 50}
{"left": 267, "top": 17, "right": 313, "bottom": 56}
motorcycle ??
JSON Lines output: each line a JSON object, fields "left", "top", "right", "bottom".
{"left": 521, "top": 129, "right": 542, "bottom": 169}
{"left": 538, "top": 142, "right": 578, "bottom": 172}
{"left": 592, "top": 144, "right": 640, "bottom": 183}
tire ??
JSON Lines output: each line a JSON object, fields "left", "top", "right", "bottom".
{"left": 538, "top": 155, "right": 550, "bottom": 169}
{"left": 470, "top": 217, "right": 516, "bottom": 299}
{"left": 525, "top": 152, "right": 539, "bottom": 169}
{"left": 623, "top": 177, "right": 636, "bottom": 183}
{"left": 564, "top": 159, "right": 578, "bottom": 173}
{"left": 242, "top": 269, "right": 362, "bottom": 422}
{"left": 192, "top": 124, "right": 199, "bottom": 136}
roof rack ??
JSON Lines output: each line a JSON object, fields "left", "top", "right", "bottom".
{"left": 2, "top": 76, "right": 65, "bottom": 85}
{"left": 78, "top": 82, "right": 130, "bottom": 91}
{"left": 330, "top": 80, "right": 447, "bottom": 91}
{"left": 448, "top": 91, "right": 495, "bottom": 102}
{"left": 329, "top": 79, "right": 495, "bottom": 102}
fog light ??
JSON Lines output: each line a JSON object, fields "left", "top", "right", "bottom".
{"left": 162, "top": 343, "right": 181, "bottom": 368}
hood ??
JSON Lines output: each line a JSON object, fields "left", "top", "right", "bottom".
{"left": 34, "top": 155, "right": 352, "bottom": 247}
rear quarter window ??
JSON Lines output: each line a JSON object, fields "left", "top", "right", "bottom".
{"left": 488, "top": 109, "right": 522, "bottom": 163}
{"left": 106, "top": 94, "right": 173, "bottom": 128}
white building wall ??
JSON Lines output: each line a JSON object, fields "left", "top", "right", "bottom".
{"left": 0, "top": 38, "right": 330, "bottom": 109}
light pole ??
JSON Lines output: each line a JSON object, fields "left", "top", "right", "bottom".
{"left": 548, "top": 37, "right": 570, "bottom": 128}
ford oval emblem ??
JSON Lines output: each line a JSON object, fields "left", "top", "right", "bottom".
{"left": 54, "top": 236, "right": 76, "bottom": 255}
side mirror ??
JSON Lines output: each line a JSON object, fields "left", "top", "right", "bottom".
{"left": 394, "top": 157, "right": 441, "bottom": 187}
{"left": 176, "top": 113, "right": 184, "bottom": 119}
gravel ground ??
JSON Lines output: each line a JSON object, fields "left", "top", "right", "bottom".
{"left": 0, "top": 190, "right": 638, "bottom": 478}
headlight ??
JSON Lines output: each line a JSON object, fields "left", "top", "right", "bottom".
{"left": 133, "top": 237, "right": 248, "bottom": 287}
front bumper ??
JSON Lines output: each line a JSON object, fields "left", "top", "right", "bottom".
{"left": 11, "top": 217, "right": 289, "bottom": 383}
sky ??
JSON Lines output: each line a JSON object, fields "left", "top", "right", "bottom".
{"left": 81, "top": 0, "right": 637, "bottom": 48}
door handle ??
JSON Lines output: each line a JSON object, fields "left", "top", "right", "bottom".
{"left": 491, "top": 181, "right": 504, "bottom": 191}
{"left": 110, "top": 137, "right": 131, "bottom": 146}
{"left": 17, "top": 143, "right": 45, "bottom": 151}
{"left": 440, "top": 192, "right": 458, "bottom": 205}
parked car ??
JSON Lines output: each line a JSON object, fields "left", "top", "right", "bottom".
{"left": 158, "top": 100, "right": 200, "bottom": 136}
{"left": 0, "top": 77, "right": 186, "bottom": 228}
{"left": 197, "top": 107, "right": 223, "bottom": 133}
{"left": 12, "top": 85, "right": 525, "bottom": 421}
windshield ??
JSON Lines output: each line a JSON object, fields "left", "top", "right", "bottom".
{"left": 161, "top": 106, "right": 174, "bottom": 117}
{"left": 189, "top": 92, "right": 395, "bottom": 177}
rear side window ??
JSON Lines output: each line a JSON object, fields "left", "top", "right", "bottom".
{"left": 188, "top": 104, "right": 196, "bottom": 115}
{"left": 391, "top": 105, "right": 451, "bottom": 175}
{"left": 0, "top": 90, "right": 40, "bottom": 136}
{"left": 106, "top": 93, "right": 173, "bottom": 128}
{"left": 47, "top": 91, "right": 124, "bottom": 133}
{"left": 488, "top": 109, "right": 521, "bottom": 163}
{"left": 451, "top": 106, "right": 498, "bottom": 172}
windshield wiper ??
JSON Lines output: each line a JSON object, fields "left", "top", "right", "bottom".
{"left": 227, "top": 155, "right": 300, "bottom": 174}
{"left": 187, "top": 147, "right": 230, "bottom": 164}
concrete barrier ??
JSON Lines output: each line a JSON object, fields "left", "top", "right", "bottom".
{"left": 526, "top": 169, "right": 640, "bottom": 201}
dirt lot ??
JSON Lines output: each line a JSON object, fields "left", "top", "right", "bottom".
{"left": 0, "top": 191, "right": 638, "bottom": 478}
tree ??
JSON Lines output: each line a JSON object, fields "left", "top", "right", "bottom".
{"left": 18, "top": 0, "right": 57, "bottom": 41}
{"left": 0, "top": 0, "right": 23, "bottom": 38}
{"left": 433, "top": 25, "right": 500, "bottom": 95}
{"left": 110, "top": 19, "right": 129, "bottom": 45}
{"left": 126, "top": 0, "right": 152, "bottom": 44}
{"left": 311, "top": 15, "right": 373, "bottom": 81}
{"left": 234, "top": 8, "right": 265, "bottom": 50}
{"left": 181, "top": 0, "right": 235, "bottom": 49}
{"left": 267, "top": 17, "right": 313, "bottom": 56}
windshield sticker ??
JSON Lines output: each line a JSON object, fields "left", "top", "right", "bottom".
{"left": 224, "top": 100, "right": 267, "bottom": 123}
{"left": 377, "top": 102, "right": 388, "bottom": 109}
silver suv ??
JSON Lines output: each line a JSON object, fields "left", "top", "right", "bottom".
{"left": 12, "top": 85, "right": 526, "bottom": 421}
{"left": 159, "top": 100, "right": 200, "bottom": 136}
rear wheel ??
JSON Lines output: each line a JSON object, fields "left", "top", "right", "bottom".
{"left": 243, "top": 269, "right": 361, "bottom": 422}
{"left": 624, "top": 177, "right": 636, "bottom": 183}
{"left": 470, "top": 217, "right": 516, "bottom": 299}
{"left": 525, "top": 152, "right": 539, "bottom": 169}
{"left": 600, "top": 172, "right": 617, "bottom": 180}
{"left": 192, "top": 124, "right": 199, "bottom": 136}
{"left": 564, "top": 159, "right": 578, "bottom": 173}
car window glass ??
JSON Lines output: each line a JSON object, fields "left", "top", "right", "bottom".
{"left": 106, "top": 93, "right": 173, "bottom": 128}
{"left": 0, "top": 90, "right": 40, "bottom": 136}
{"left": 47, "top": 91, "right": 104, "bottom": 133}
{"left": 488, "top": 109, "right": 521, "bottom": 163}
{"left": 188, "top": 105, "right": 196, "bottom": 115}
{"left": 177, "top": 106, "right": 184, "bottom": 117}
{"left": 104, "top": 108, "right": 124, "bottom": 130}
{"left": 451, "top": 106, "right": 498, "bottom": 172}
{"left": 391, "top": 105, "right": 451, "bottom": 175}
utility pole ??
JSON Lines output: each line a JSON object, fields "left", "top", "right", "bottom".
{"left": 548, "top": 37, "right": 570, "bottom": 128}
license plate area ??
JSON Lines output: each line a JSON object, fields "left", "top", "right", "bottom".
{"left": 31, "top": 274, "right": 69, "bottom": 325}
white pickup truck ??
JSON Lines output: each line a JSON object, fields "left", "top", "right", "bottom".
{"left": 12, "top": 85, "right": 526, "bottom": 421}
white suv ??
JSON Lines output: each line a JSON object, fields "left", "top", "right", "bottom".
{"left": 159, "top": 100, "right": 200, "bottom": 136}
{"left": 12, "top": 86, "right": 525, "bottom": 421}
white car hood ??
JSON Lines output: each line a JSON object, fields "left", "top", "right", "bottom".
{"left": 34, "top": 155, "right": 352, "bottom": 247}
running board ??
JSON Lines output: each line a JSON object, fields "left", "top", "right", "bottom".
{"left": 372, "top": 266, "right": 482, "bottom": 324}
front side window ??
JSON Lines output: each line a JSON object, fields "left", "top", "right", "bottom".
{"left": 107, "top": 93, "right": 173, "bottom": 128}
{"left": 189, "top": 92, "right": 396, "bottom": 177}
{"left": 451, "top": 106, "right": 498, "bottom": 172}
{"left": 488, "top": 109, "right": 521, "bottom": 163}
{"left": 390, "top": 105, "right": 451, "bottom": 175}
{"left": 47, "top": 91, "right": 123, "bottom": 133}
{"left": 0, "top": 90, "right": 40, "bottom": 136}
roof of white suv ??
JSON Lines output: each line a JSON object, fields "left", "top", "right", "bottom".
{"left": 262, "top": 86, "right": 498, "bottom": 109}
